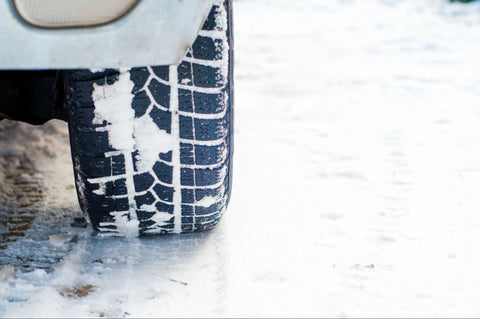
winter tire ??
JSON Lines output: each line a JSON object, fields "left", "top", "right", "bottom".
{"left": 65, "top": 0, "right": 233, "bottom": 235}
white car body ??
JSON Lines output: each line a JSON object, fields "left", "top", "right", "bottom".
{"left": 0, "top": 0, "right": 215, "bottom": 69}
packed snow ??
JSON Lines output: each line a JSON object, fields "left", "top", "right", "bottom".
{"left": 2, "top": 0, "right": 480, "bottom": 316}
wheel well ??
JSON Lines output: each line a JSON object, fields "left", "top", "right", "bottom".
{"left": 0, "top": 70, "right": 67, "bottom": 125}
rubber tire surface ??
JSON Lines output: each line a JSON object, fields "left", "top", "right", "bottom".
{"left": 65, "top": 0, "right": 233, "bottom": 235}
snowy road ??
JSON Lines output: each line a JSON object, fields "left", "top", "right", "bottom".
{"left": 2, "top": 0, "right": 480, "bottom": 316}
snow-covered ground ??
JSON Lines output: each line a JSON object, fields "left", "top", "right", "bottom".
{"left": 2, "top": 0, "right": 480, "bottom": 316}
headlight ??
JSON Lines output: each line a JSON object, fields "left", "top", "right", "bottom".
{"left": 13, "top": 0, "right": 140, "bottom": 28}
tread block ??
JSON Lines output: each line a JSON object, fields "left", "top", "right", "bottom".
{"left": 194, "top": 118, "right": 227, "bottom": 141}
{"left": 192, "top": 36, "right": 217, "bottom": 61}
{"left": 139, "top": 219, "right": 156, "bottom": 229}
{"left": 213, "top": 39, "right": 225, "bottom": 60}
{"left": 177, "top": 61, "right": 192, "bottom": 85}
{"left": 180, "top": 168, "right": 194, "bottom": 186}
{"left": 195, "top": 143, "right": 226, "bottom": 165}
{"left": 149, "top": 106, "right": 171, "bottom": 133}
{"left": 72, "top": 107, "right": 97, "bottom": 128}
{"left": 159, "top": 151, "right": 172, "bottom": 162}
{"left": 182, "top": 205, "right": 194, "bottom": 216}
{"left": 201, "top": 5, "right": 219, "bottom": 31}
{"left": 181, "top": 216, "right": 194, "bottom": 224}
{"left": 151, "top": 66, "right": 169, "bottom": 81}
{"left": 195, "top": 187, "right": 223, "bottom": 202}
{"left": 137, "top": 210, "right": 156, "bottom": 221}
{"left": 194, "top": 91, "right": 226, "bottom": 114}
{"left": 193, "top": 64, "right": 223, "bottom": 88}
{"left": 132, "top": 90, "right": 150, "bottom": 118}
{"left": 96, "top": 197, "right": 116, "bottom": 212}
{"left": 89, "top": 211, "right": 115, "bottom": 224}
{"left": 195, "top": 166, "right": 225, "bottom": 186}
{"left": 134, "top": 172, "right": 155, "bottom": 192}
{"left": 81, "top": 156, "right": 111, "bottom": 178}
{"left": 195, "top": 216, "right": 220, "bottom": 231}
{"left": 111, "top": 154, "right": 126, "bottom": 175}
{"left": 148, "top": 78, "right": 170, "bottom": 108}
{"left": 159, "top": 222, "right": 175, "bottom": 230}
{"left": 113, "top": 178, "right": 127, "bottom": 196}
{"left": 180, "top": 143, "right": 195, "bottom": 165}
{"left": 181, "top": 189, "right": 194, "bottom": 204}
{"left": 182, "top": 224, "right": 194, "bottom": 232}
{"left": 153, "top": 162, "right": 173, "bottom": 184}
{"left": 179, "top": 116, "right": 194, "bottom": 139}
{"left": 75, "top": 131, "right": 110, "bottom": 154}
{"left": 101, "top": 181, "right": 114, "bottom": 196}
{"left": 179, "top": 89, "right": 193, "bottom": 113}
{"left": 196, "top": 202, "right": 223, "bottom": 216}
{"left": 135, "top": 191, "right": 156, "bottom": 207}
{"left": 132, "top": 150, "right": 141, "bottom": 172}
{"left": 155, "top": 202, "right": 174, "bottom": 214}
{"left": 115, "top": 198, "right": 129, "bottom": 212}
{"left": 153, "top": 183, "right": 174, "bottom": 202}
{"left": 104, "top": 72, "right": 120, "bottom": 85}
{"left": 130, "top": 67, "right": 150, "bottom": 94}
{"left": 71, "top": 80, "right": 97, "bottom": 108}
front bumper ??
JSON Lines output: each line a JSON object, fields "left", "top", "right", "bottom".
{"left": 0, "top": 0, "right": 214, "bottom": 70}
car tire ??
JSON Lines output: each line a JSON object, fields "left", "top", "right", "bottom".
{"left": 65, "top": 0, "right": 233, "bottom": 235}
